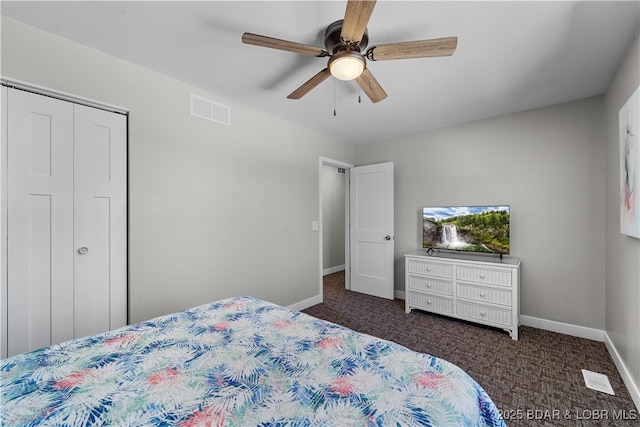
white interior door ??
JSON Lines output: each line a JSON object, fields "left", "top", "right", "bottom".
{"left": 6, "top": 89, "right": 75, "bottom": 355}
{"left": 4, "top": 88, "right": 127, "bottom": 356}
{"left": 73, "top": 104, "right": 127, "bottom": 338}
{"left": 349, "top": 162, "right": 394, "bottom": 299}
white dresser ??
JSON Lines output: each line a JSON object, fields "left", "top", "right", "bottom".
{"left": 404, "top": 250, "right": 521, "bottom": 340}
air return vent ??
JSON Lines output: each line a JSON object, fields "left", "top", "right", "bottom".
{"left": 190, "top": 93, "right": 230, "bottom": 126}
{"left": 581, "top": 369, "right": 614, "bottom": 395}
{"left": 336, "top": 167, "right": 346, "bottom": 175}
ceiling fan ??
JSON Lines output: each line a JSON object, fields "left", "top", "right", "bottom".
{"left": 241, "top": 0, "right": 457, "bottom": 103}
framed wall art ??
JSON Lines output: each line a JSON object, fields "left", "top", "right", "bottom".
{"left": 620, "top": 86, "right": 640, "bottom": 238}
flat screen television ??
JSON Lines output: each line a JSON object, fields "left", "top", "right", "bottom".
{"left": 422, "top": 205, "right": 510, "bottom": 255}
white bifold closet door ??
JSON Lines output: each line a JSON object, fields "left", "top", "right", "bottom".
{"left": 5, "top": 88, "right": 127, "bottom": 357}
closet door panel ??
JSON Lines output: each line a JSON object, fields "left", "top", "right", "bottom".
{"left": 7, "top": 89, "right": 74, "bottom": 356}
{"left": 73, "top": 104, "right": 127, "bottom": 338}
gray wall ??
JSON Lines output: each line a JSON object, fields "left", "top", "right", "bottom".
{"left": 322, "top": 164, "right": 346, "bottom": 272}
{"left": 604, "top": 33, "right": 640, "bottom": 402}
{"left": 1, "top": 17, "right": 355, "bottom": 323}
{"left": 355, "top": 97, "right": 606, "bottom": 329}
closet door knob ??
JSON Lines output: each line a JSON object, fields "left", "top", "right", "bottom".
{"left": 77, "top": 247, "right": 89, "bottom": 255}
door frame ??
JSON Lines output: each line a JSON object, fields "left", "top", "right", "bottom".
{"left": 1, "top": 85, "right": 8, "bottom": 359}
{"left": 0, "top": 78, "right": 129, "bottom": 358}
{"left": 318, "top": 157, "right": 353, "bottom": 301}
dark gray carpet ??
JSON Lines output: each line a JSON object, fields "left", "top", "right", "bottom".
{"left": 302, "top": 271, "right": 638, "bottom": 426}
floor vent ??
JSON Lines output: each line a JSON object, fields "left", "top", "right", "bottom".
{"left": 581, "top": 369, "right": 615, "bottom": 395}
{"left": 190, "top": 93, "right": 230, "bottom": 126}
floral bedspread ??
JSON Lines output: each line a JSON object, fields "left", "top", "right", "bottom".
{"left": 1, "top": 296, "right": 505, "bottom": 426}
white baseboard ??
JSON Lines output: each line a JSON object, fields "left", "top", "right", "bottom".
{"left": 288, "top": 294, "right": 322, "bottom": 312}
{"left": 395, "top": 301, "right": 605, "bottom": 342}
{"left": 395, "top": 290, "right": 406, "bottom": 300}
{"left": 323, "top": 265, "right": 345, "bottom": 276}
{"left": 519, "top": 315, "right": 605, "bottom": 342}
{"left": 604, "top": 332, "right": 640, "bottom": 411}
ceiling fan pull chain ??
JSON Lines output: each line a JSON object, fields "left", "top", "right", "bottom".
{"left": 358, "top": 86, "right": 362, "bottom": 104}
{"left": 333, "top": 79, "right": 337, "bottom": 116}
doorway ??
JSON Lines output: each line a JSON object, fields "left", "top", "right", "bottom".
{"left": 318, "top": 157, "right": 352, "bottom": 300}
{"left": 318, "top": 157, "right": 395, "bottom": 303}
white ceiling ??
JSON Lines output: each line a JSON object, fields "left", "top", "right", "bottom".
{"left": 2, "top": 1, "right": 639, "bottom": 145}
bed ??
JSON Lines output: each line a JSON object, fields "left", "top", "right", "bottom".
{"left": 1, "top": 296, "right": 506, "bottom": 426}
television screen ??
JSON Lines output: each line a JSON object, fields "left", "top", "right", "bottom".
{"left": 422, "top": 205, "right": 510, "bottom": 255}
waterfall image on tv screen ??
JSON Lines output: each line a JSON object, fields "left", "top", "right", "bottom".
{"left": 422, "top": 205, "right": 510, "bottom": 255}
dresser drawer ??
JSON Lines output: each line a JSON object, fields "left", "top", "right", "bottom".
{"left": 409, "top": 292, "right": 453, "bottom": 314}
{"left": 408, "top": 275, "right": 453, "bottom": 296}
{"left": 457, "top": 301, "right": 512, "bottom": 327}
{"left": 456, "top": 265, "right": 512, "bottom": 287}
{"left": 407, "top": 259, "right": 453, "bottom": 279}
{"left": 457, "top": 283, "right": 512, "bottom": 306}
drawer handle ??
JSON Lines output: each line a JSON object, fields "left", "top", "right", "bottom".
{"left": 479, "top": 273, "right": 486, "bottom": 279}
{"left": 427, "top": 299, "right": 432, "bottom": 305}
{"left": 479, "top": 291, "right": 486, "bottom": 298}
{"left": 480, "top": 310, "right": 487, "bottom": 317}
{"left": 426, "top": 283, "right": 432, "bottom": 288}
{"left": 426, "top": 267, "right": 432, "bottom": 272}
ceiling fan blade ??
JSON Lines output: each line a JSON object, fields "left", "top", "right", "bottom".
{"left": 242, "top": 33, "right": 329, "bottom": 57}
{"left": 367, "top": 37, "right": 458, "bottom": 61}
{"left": 341, "top": 0, "right": 377, "bottom": 43}
{"left": 287, "top": 68, "right": 332, "bottom": 99}
{"left": 355, "top": 68, "right": 387, "bottom": 103}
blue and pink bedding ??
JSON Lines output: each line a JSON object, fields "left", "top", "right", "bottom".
{"left": 1, "top": 296, "right": 505, "bottom": 426}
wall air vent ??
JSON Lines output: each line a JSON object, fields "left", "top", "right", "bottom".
{"left": 336, "top": 167, "right": 346, "bottom": 175}
{"left": 190, "top": 93, "right": 230, "bottom": 126}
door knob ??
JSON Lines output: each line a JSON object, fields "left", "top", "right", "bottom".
{"left": 385, "top": 235, "right": 392, "bottom": 240}
{"left": 77, "top": 247, "right": 89, "bottom": 255}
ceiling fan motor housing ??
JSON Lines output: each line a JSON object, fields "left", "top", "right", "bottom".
{"left": 324, "top": 20, "right": 369, "bottom": 54}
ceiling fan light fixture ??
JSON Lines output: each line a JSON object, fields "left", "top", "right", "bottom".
{"left": 328, "top": 51, "right": 365, "bottom": 81}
